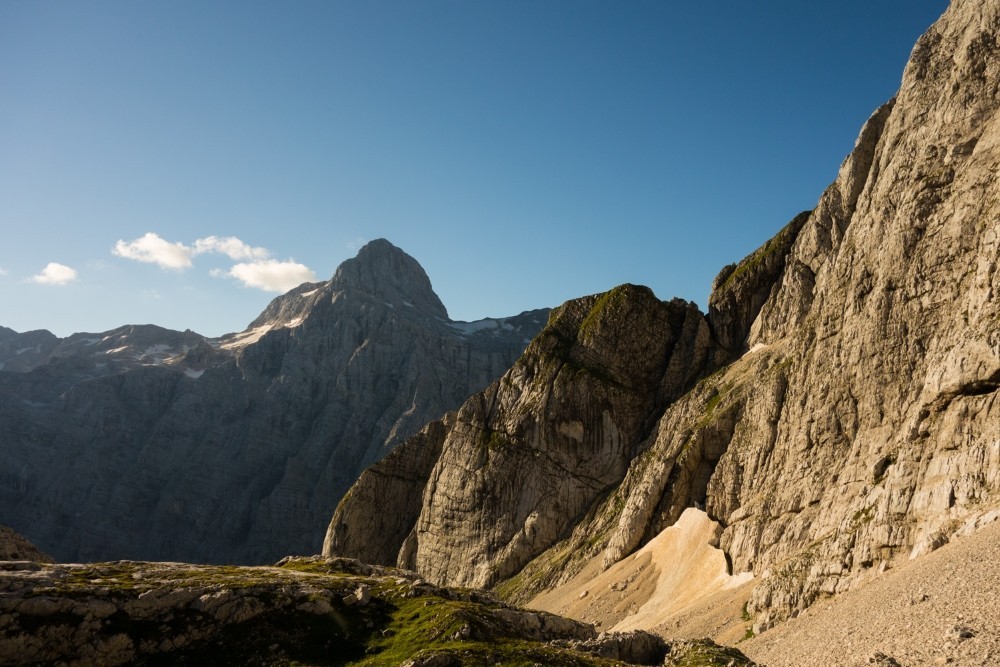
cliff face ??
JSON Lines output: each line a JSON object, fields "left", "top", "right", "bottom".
{"left": 326, "top": 284, "right": 722, "bottom": 586}
{"left": 0, "top": 240, "right": 546, "bottom": 564}
{"left": 328, "top": 0, "right": 1000, "bottom": 630}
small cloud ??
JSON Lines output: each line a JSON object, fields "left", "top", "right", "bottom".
{"left": 113, "top": 232, "right": 193, "bottom": 270}
{"left": 193, "top": 236, "right": 270, "bottom": 261}
{"left": 0, "top": 266, "right": 7, "bottom": 276}
{"left": 346, "top": 237, "right": 368, "bottom": 252}
{"left": 219, "top": 259, "right": 317, "bottom": 292}
{"left": 31, "top": 262, "right": 78, "bottom": 285}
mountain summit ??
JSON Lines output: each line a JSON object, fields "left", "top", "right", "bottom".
{"left": 331, "top": 239, "right": 449, "bottom": 319}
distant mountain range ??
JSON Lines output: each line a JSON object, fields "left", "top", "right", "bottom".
{"left": 0, "top": 239, "right": 547, "bottom": 564}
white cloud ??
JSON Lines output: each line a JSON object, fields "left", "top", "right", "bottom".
{"left": 193, "top": 236, "right": 270, "bottom": 261}
{"left": 113, "top": 232, "right": 193, "bottom": 270}
{"left": 221, "top": 259, "right": 316, "bottom": 292}
{"left": 31, "top": 262, "right": 78, "bottom": 285}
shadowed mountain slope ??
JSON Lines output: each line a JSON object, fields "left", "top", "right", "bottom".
{"left": 0, "top": 240, "right": 546, "bottom": 564}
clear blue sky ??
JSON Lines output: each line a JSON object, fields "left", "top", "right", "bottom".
{"left": 1, "top": 1, "right": 949, "bottom": 337}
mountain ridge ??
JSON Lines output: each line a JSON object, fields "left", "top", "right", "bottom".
{"left": 0, "top": 239, "right": 548, "bottom": 565}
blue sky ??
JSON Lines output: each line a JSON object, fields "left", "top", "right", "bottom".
{"left": 1, "top": 1, "right": 949, "bottom": 337}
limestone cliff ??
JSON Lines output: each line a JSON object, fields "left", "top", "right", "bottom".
{"left": 328, "top": 0, "right": 1000, "bottom": 633}
{"left": 0, "top": 240, "right": 546, "bottom": 564}
{"left": 326, "top": 284, "right": 719, "bottom": 587}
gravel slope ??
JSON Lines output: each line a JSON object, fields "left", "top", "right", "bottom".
{"left": 742, "top": 517, "right": 1000, "bottom": 666}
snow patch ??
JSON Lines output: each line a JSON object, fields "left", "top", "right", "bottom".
{"left": 448, "top": 319, "right": 500, "bottom": 335}
{"left": 403, "top": 301, "right": 414, "bottom": 308}
{"left": 15, "top": 347, "right": 35, "bottom": 355}
{"left": 184, "top": 369, "right": 205, "bottom": 379}
{"left": 300, "top": 288, "right": 319, "bottom": 298}
{"left": 143, "top": 344, "right": 172, "bottom": 356}
{"left": 105, "top": 346, "right": 129, "bottom": 354}
{"left": 748, "top": 343, "right": 769, "bottom": 355}
{"left": 283, "top": 316, "right": 304, "bottom": 328}
{"left": 220, "top": 324, "right": 273, "bottom": 349}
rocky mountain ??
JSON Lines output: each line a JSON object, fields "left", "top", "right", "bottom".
{"left": 326, "top": 0, "right": 1000, "bottom": 647}
{"left": 0, "top": 239, "right": 547, "bottom": 564}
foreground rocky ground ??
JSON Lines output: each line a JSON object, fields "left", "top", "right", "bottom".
{"left": 0, "top": 556, "right": 754, "bottom": 666}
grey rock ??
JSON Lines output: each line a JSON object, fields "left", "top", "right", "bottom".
{"left": 553, "top": 630, "right": 668, "bottom": 665}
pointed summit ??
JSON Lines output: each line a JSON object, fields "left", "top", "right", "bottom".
{"left": 331, "top": 239, "right": 448, "bottom": 319}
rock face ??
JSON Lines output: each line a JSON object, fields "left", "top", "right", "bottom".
{"left": 329, "top": 0, "right": 1000, "bottom": 634}
{"left": 0, "top": 239, "right": 546, "bottom": 564}
{"left": 326, "top": 284, "right": 718, "bottom": 587}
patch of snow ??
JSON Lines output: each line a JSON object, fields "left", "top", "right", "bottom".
{"left": 283, "top": 316, "right": 304, "bottom": 328}
{"left": 220, "top": 324, "right": 273, "bottom": 349}
{"left": 184, "top": 369, "right": 205, "bottom": 379}
{"left": 384, "top": 302, "right": 395, "bottom": 309}
{"left": 748, "top": 343, "right": 769, "bottom": 355}
{"left": 143, "top": 344, "right": 172, "bottom": 356}
{"left": 403, "top": 301, "right": 414, "bottom": 307}
{"left": 105, "top": 346, "right": 130, "bottom": 354}
{"left": 448, "top": 319, "right": 500, "bottom": 335}
{"left": 300, "top": 288, "right": 319, "bottom": 298}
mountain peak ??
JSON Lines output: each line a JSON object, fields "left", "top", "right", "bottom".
{"left": 332, "top": 239, "right": 448, "bottom": 319}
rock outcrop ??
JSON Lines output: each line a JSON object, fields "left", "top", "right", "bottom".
{"left": 329, "top": 0, "right": 1000, "bottom": 636}
{"left": 0, "top": 557, "right": 757, "bottom": 666}
{"left": 0, "top": 240, "right": 546, "bottom": 564}
{"left": 0, "top": 526, "right": 52, "bottom": 563}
